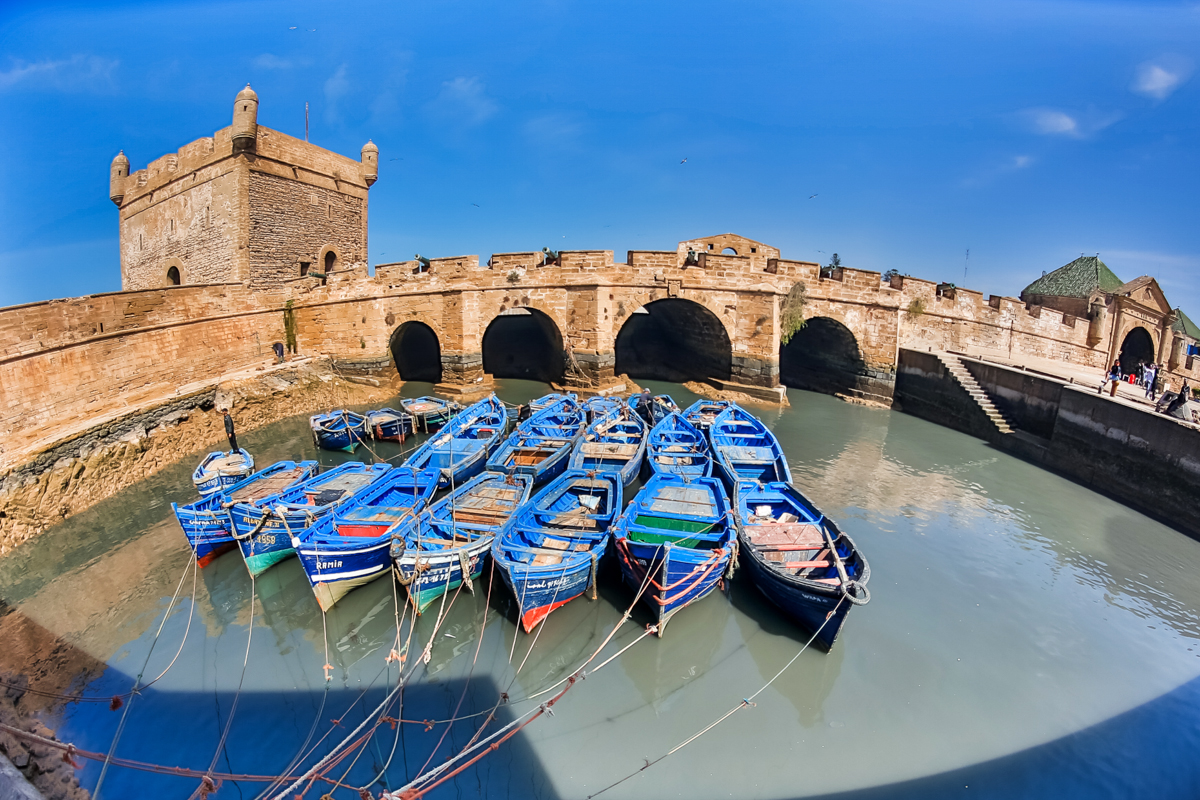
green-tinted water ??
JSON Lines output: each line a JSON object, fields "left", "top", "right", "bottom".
{"left": 2, "top": 379, "right": 1199, "bottom": 799}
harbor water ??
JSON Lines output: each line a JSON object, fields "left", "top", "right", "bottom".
{"left": 2, "top": 380, "right": 1199, "bottom": 799}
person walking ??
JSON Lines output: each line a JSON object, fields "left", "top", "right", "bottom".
{"left": 1144, "top": 363, "right": 1158, "bottom": 400}
{"left": 223, "top": 408, "right": 239, "bottom": 453}
{"left": 1103, "top": 362, "right": 1120, "bottom": 397}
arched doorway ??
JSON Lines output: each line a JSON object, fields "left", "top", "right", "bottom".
{"left": 780, "top": 317, "right": 866, "bottom": 396}
{"left": 166, "top": 266, "right": 180, "bottom": 285}
{"left": 482, "top": 308, "right": 564, "bottom": 382}
{"left": 614, "top": 299, "right": 732, "bottom": 382}
{"left": 1118, "top": 326, "right": 1155, "bottom": 372}
{"left": 390, "top": 322, "right": 442, "bottom": 382}
{"left": 324, "top": 250, "right": 337, "bottom": 273}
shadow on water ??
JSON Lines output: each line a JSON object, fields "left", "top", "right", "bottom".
{"left": 60, "top": 677, "right": 562, "bottom": 800}
{"left": 800, "top": 671, "right": 1200, "bottom": 800}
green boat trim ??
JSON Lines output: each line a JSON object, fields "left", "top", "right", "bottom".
{"left": 244, "top": 547, "right": 295, "bottom": 577}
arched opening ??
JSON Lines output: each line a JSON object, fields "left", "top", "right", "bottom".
{"left": 166, "top": 266, "right": 180, "bottom": 286}
{"left": 482, "top": 308, "right": 564, "bottom": 383}
{"left": 324, "top": 250, "right": 337, "bottom": 273}
{"left": 614, "top": 299, "right": 732, "bottom": 382}
{"left": 780, "top": 317, "right": 866, "bottom": 396}
{"left": 389, "top": 322, "right": 442, "bottom": 382}
{"left": 1118, "top": 326, "right": 1155, "bottom": 372}
{"left": 722, "top": 247, "right": 737, "bottom": 255}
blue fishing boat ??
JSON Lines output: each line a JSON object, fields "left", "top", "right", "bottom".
{"left": 366, "top": 408, "right": 414, "bottom": 442}
{"left": 492, "top": 470, "right": 622, "bottom": 632}
{"left": 295, "top": 466, "right": 441, "bottom": 611}
{"left": 645, "top": 412, "right": 713, "bottom": 479}
{"left": 486, "top": 396, "right": 587, "bottom": 484}
{"left": 734, "top": 481, "right": 870, "bottom": 651}
{"left": 173, "top": 460, "right": 317, "bottom": 568}
{"left": 628, "top": 393, "right": 681, "bottom": 426}
{"left": 403, "top": 394, "right": 508, "bottom": 488}
{"left": 612, "top": 474, "right": 735, "bottom": 636}
{"left": 310, "top": 410, "right": 370, "bottom": 452}
{"left": 230, "top": 462, "right": 391, "bottom": 577}
{"left": 392, "top": 471, "right": 534, "bottom": 614}
{"left": 192, "top": 449, "right": 254, "bottom": 496}
{"left": 584, "top": 395, "right": 624, "bottom": 423}
{"left": 530, "top": 392, "right": 577, "bottom": 413}
{"left": 401, "top": 396, "right": 461, "bottom": 432}
{"left": 569, "top": 407, "right": 647, "bottom": 486}
{"left": 709, "top": 405, "right": 793, "bottom": 488}
{"left": 682, "top": 399, "right": 733, "bottom": 430}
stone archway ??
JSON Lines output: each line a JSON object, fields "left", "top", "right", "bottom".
{"left": 482, "top": 308, "right": 565, "bottom": 383}
{"left": 614, "top": 298, "right": 733, "bottom": 382}
{"left": 1118, "top": 326, "right": 1155, "bottom": 372}
{"left": 390, "top": 321, "right": 442, "bottom": 382}
{"left": 780, "top": 316, "right": 866, "bottom": 396}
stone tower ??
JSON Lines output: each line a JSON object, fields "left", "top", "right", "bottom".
{"left": 110, "top": 86, "right": 378, "bottom": 290}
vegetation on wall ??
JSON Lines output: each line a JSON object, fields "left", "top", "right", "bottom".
{"left": 780, "top": 282, "right": 808, "bottom": 345}
{"left": 905, "top": 297, "right": 926, "bottom": 320}
{"left": 284, "top": 300, "right": 298, "bottom": 353}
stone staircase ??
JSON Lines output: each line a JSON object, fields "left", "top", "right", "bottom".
{"left": 936, "top": 353, "right": 1014, "bottom": 435}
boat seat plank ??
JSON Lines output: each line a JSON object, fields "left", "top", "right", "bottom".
{"left": 579, "top": 442, "right": 640, "bottom": 457}
{"left": 745, "top": 523, "right": 825, "bottom": 548}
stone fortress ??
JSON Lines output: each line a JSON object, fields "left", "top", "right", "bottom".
{"left": 2, "top": 85, "right": 1199, "bottom": 546}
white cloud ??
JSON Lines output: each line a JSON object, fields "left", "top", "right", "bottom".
{"left": 252, "top": 54, "right": 293, "bottom": 70}
{"left": 523, "top": 112, "right": 584, "bottom": 146}
{"left": 1131, "top": 55, "right": 1193, "bottom": 101}
{"left": 1017, "top": 107, "right": 1121, "bottom": 139}
{"left": 1027, "top": 108, "right": 1079, "bottom": 136}
{"left": 426, "top": 77, "right": 497, "bottom": 126}
{"left": 0, "top": 55, "right": 118, "bottom": 93}
{"left": 1012, "top": 155, "right": 1033, "bottom": 169}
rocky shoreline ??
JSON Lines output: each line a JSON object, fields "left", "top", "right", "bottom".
{"left": 0, "top": 359, "right": 399, "bottom": 557}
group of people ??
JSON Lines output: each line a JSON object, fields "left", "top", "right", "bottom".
{"left": 1100, "top": 360, "right": 1191, "bottom": 416}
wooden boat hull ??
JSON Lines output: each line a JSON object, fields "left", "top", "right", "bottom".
{"left": 645, "top": 412, "right": 713, "bottom": 480}
{"left": 311, "top": 411, "right": 370, "bottom": 453}
{"left": 492, "top": 470, "right": 621, "bottom": 632}
{"left": 192, "top": 449, "right": 254, "bottom": 496}
{"left": 391, "top": 471, "right": 534, "bottom": 614}
{"left": 709, "top": 405, "right": 793, "bottom": 489}
{"left": 741, "top": 542, "right": 862, "bottom": 651}
{"left": 401, "top": 396, "right": 461, "bottom": 432}
{"left": 394, "top": 538, "right": 490, "bottom": 614}
{"left": 733, "top": 481, "right": 870, "bottom": 650}
{"left": 366, "top": 409, "right": 413, "bottom": 441}
{"left": 497, "top": 553, "right": 598, "bottom": 633}
{"left": 174, "top": 460, "right": 318, "bottom": 567}
{"left": 231, "top": 463, "right": 391, "bottom": 577}
{"left": 612, "top": 474, "right": 734, "bottom": 635}
{"left": 405, "top": 395, "right": 508, "bottom": 488}
{"left": 298, "top": 534, "right": 395, "bottom": 612}
{"left": 614, "top": 537, "right": 730, "bottom": 632}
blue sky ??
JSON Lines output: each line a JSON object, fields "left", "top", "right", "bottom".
{"left": 1, "top": 0, "right": 1198, "bottom": 314}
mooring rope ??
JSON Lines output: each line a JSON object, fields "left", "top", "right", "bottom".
{"left": 585, "top": 596, "right": 849, "bottom": 799}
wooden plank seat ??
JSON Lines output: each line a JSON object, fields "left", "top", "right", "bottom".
{"left": 528, "top": 537, "right": 590, "bottom": 566}
{"left": 451, "top": 507, "right": 513, "bottom": 525}
{"left": 745, "top": 523, "right": 825, "bottom": 549}
{"left": 227, "top": 469, "right": 305, "bottom": 503}
{"left": 579, "top": 442, "right": 641, "bottom": 457}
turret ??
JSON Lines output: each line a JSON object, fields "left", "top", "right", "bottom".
{"left": 109, "top": 150, "right": 129, "bottom": 206}
{"left": 232, "top": 84, "right": 259, "bottom": 152}
{"left": 361, "top": 140, "right": 378, "bottom": 187}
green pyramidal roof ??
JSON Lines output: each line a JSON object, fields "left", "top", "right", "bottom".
{"left": 1173, "top": 308, "right": 1200, "bottom": 340}
{"left": 1022, "top": 256, "right": 1125, "bottom": 300}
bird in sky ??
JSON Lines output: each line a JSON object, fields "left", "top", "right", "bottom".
{"left": 389, "top": 157, "right": 402, "bottom": 161}
{"left": 809, "top": 194, "right": 818, "bottom": 199}
{"left": 471, "top": 203, "right": 480, "bottom": 207}
{"left": 289, "top": 26, "right": 297, "bottom": 29}
{"left": 680, "top": 157, "right": 687, "bottom": 164}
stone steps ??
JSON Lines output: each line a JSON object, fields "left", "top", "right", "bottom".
{"left": 936, "top": 352, "right": 1014, "bottom": 435}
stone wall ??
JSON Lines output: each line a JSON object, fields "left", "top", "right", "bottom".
{"left": 247, "top": 171, "right": 366, "bottom": 286}
{"left": 895, "top": 348, "right": 1200, "bottom": 539}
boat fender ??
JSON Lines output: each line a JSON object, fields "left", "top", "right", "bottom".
{"left": 291, "top": 536, "right": 301, "bottom": 549}
{"left": 843, "top": 579, "right": 870, "bottom": 606}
